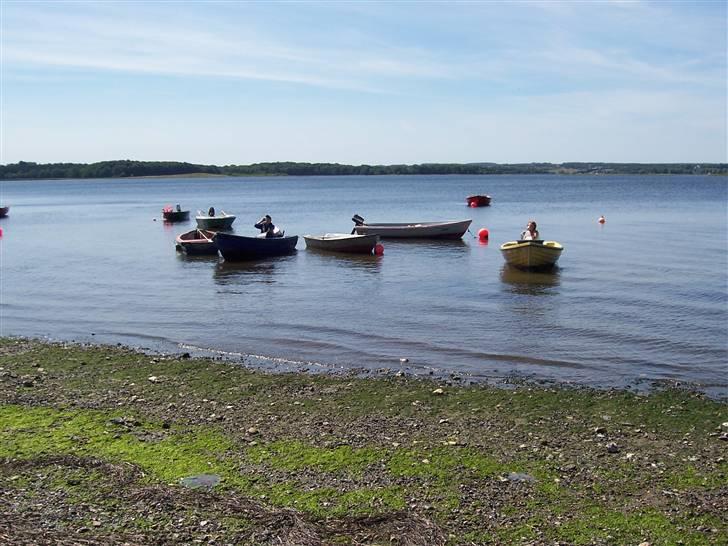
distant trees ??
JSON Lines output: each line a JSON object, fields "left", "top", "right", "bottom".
{"left": 1, "top": 160, "right": 725, "bottom": 180}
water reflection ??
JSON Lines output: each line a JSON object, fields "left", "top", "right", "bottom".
{"left": 500, "top": 265, "right": 561, "bottom": 296}
{"left": 213, "top": 260, "right": 281, "bottom": 284}
{"left": 304, "top": 248, "right": 382, "bottom": 272}
{"left": 175, "top": 251, "right": 219, "bottom": 263}
{"left": 385, "top": 238, "right": 470, "bottom": 258}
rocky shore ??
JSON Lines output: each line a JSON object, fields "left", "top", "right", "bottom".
{"left": 1, "top": 338, "right": 726, "bottom": 545}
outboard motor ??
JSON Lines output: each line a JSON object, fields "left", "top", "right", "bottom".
{"left": 352, "top": 214, "right": 365, "bottom": 226}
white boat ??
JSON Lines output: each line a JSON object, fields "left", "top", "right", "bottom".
{"left": 500, "top": 240, "right": 563, "bottom": 270}
{"left": 304, "top": 233, "right": 379, "bottom": 254}
{"left": 352, "top": 215, "right": 471, "bottom": 239}
{"left": 196, "top": 210, "right": 235, "bottom": 230}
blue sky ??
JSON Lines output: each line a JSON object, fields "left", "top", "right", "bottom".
{"left": 1, "top": 1, "right": 726, "bottom": 164}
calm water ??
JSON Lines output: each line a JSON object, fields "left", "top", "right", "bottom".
{"left": 1, "top": 175, "right": 726, "bottom": 395}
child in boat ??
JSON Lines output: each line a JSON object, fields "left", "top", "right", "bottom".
{"left": 521, "top": 220, "right": 539, "bottom": 240}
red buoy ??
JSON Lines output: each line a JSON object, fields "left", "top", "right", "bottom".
{"left": 0, "top": 227, "right": 3, "bottom": 237}
{"left": 374, "top": 243, "right": 384, "bottom": 256}
{"left": 598, "top": 215, "right": 606, "bottom": 224}
{"left": 478, "top": 228, "right": 489, "bottom": 241}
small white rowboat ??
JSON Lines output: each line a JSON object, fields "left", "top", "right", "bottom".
{"left": 304, "top": 233, "right": 380, "bottom": 254}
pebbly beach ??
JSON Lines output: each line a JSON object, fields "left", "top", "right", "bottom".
{"left": 1, "top": 338, "right": 726, "bottom": 545}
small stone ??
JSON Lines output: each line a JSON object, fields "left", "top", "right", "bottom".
{"left": 247, "top": 427, "right": 259, "bottom": 435}
{"left": 432, "top": 388, "right": 445, "bottom": 395}
{"left": 400, "top": 358, "right": 409, "bottom": 363}
{"left": 606, "top": 442, "right": 620, "bottom": 453}
{"left": 594, "top": 426, "right": 607, "bottom": 434}
{"left": 421, "top": 459, "right": 430, "bottom": 464}
{"left": 638, "top": 542, "right": 651, "bottom": 546}
{"left": 718, "top": 432, "right": 728, "bottom": 441}
{"left": 148, "top": 376, "right": 160, "bottom": 383}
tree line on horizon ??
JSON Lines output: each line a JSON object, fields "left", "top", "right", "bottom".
{"left": 1, "top": 160, "right": 725, "bottom": 180}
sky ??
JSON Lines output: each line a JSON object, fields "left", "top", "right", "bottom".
{"left": 1, "top": 0, "right": 726, "bottom": 165}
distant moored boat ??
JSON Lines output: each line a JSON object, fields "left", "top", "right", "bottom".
{"left": 0, "top": 206, "right": 9, "bottom": 218}
{"left": 466, "top": 195, "right": 492, "bottom": 207}
{"left": 162, "top": 205, "right": 190, "bottom": 223}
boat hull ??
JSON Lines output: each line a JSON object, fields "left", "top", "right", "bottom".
{"left": 354, "top": 219, "right": 471, "bottom": 239}
{"left": 500, "top": 240, "right": 563, "bottom": 270}
{"left": 0, "top": 206, "right": 8, "bottom": 218}
{"left": 214, "top": 232, "right": 298, "bottom": 261}
{"left": 196, "top": 215, "right": 235, "bottom": 230}
{"left": 176, "top": 229, "right": 218, "bottom": 255}
{"left": 304, "top": 233, "right": 379, "bottom": 254}
{"left": 163, "top": 210, "right": 190, "bottom": 222}
{"left": 466, "top": 195, "right": 491, "bottom": 207}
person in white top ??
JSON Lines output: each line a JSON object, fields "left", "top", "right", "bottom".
{"left": 521, "top": 220, "right": 539, "bottom": 240}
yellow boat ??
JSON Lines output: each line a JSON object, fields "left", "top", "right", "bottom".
{"left": 500, "top": 240, "right": 563, "bottom": 270}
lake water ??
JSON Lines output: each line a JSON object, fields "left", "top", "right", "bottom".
{"left": 1, "top": 175, "right": 726, "bottom": 395}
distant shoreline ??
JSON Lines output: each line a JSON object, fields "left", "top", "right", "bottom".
{"left": 2, "top": 160, "right": 726, "bottom": 180}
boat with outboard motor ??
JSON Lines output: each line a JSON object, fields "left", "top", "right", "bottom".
{"left": 500, "top": 240, "right": 563, "bottom": 270}
{"left": 163, "top": 205, "right": 190, "bottom": 223}
{"left": 351, "top": 215, "right": 471, "bottom": 239}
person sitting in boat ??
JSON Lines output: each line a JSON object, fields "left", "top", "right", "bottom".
{"left": 175, "top": 204, "right": 182, "bottom": 212}
{"left": 208, "top": 206, "right": 215, "bottom": 217}
{"left": 521, "top": 220, "right": 539, "bottom": 240}
{"left": 254, "top": 215, "right": 283, "bottom": 238}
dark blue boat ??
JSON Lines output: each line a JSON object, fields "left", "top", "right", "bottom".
{"left": 214, "top": 232, "right": 298, "bottom": 261}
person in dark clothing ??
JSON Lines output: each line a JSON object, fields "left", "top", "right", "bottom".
{"left": 208, "top": 206, "right": 215, "bottom": 217}
{"left": 254, "top": 215, "right": 277, "bottom": 238}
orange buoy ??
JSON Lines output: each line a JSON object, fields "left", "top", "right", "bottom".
{"left": 478, "top": 228, "right": 489, "bottom": 241}
{"left": 374, "top": 243, "right": 384, "bottom": 256}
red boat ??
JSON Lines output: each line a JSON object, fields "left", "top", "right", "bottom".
{"left": 466, "top": 195, "right": 491, "bottom": 207}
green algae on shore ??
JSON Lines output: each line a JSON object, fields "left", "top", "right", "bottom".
{"left": 1, "top": 338, "right": 726, "bottom": 545}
